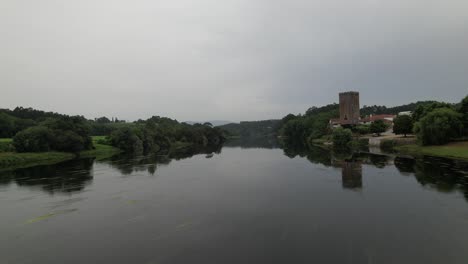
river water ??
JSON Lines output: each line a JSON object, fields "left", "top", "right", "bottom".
{"left": 1, "top": 142, "right": 468, "bottom": 264}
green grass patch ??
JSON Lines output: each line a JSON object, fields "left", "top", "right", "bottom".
{"left": 91, "top": 136, "right": 108, "bottom": 142}
{"left": 0, "top": 137, "right": 121, "bottom": 170}
{"left": 395, "top": 142, "right": 468, "bottom": 160}
{"left": 0, "top": 151, "right": 75, "bottom": 171}
{"left": 79, "top": 143, "right": 122, "bottom": 160}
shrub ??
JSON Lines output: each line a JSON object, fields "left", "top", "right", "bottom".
{"left": 332, "top": 127, "right": 353, "bottom": 147}
{"left": 51, "top": 130, "right": 86, "bottom": 152}
{"left": 355, "top": 125, "right": 370, "bottom": 135}
{"left": 109, "top": 127, "right": 144, "bottom": 154}
{"left": 12, "top": 116, "right": 93, "bottom": 153}
{"left": 370, "top": 120, "right": 388, "bottom": 136}
{"left": 13, "top": 126, "right": 53, "bottom": 152}
{"left": 414, "top": 108, "right": 463, "bottom": 145}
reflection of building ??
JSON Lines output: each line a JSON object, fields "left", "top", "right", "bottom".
{"left": 342, "top": 161, "right": 362, "bottom": 189}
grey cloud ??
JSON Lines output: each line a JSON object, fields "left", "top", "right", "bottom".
{"left": 1, "top": 0, "right": 467, "bottom": 121}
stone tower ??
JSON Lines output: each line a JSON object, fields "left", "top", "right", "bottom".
{"left": 339, "top": 91, "right": 360, "bottom": 124}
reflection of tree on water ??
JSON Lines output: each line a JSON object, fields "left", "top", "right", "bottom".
{"left": 283, "top": 142, "right": 468, "bottom": 198}
{"left": 284, "top": 145, "right": 363, "bottom": 189}
{"left": 102, "top": 144, "right": 223, "bottom": 175}
{"left": 0, "top": 158, "right": 94, "bottom": 194}
{"left": 283, "top": 144, "right": 334, "bottom": 167}
{"left": 395, "top": 156, "right": 468, "bottom": 201}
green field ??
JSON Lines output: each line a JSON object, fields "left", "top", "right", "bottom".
{"left": 395, "top": 142, "right": 468, "bottom": 160}
{"left": 0, "top": 136, "right": 121, "bottom": 171}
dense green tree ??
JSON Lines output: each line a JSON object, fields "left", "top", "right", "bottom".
{"left": 459, "top": 95, "right": 468, "bottom": 135}
{"left": 360, "top": 101, "right": 438, "bottom": 116}
{"left": 109, "top": 127, "right": 144, "bottom": 154}
{"left": 393, "top": 115, "right": 414, "bottom": 137}
{"left": 282, "top": 119, "right": 308, "bottom": 143}
{"left": 43, "top": 116, "right": 93, "bottom": 150}
{"left": 13, "top": 126, "right": 53, "bottom": 152}
{"left": 414, "top": 108, "right": 463, "bottom": 145}
{"left": 12, "top": 116, "right": 93, "bottom": 153}
{"left": 412, "top": 102, "right": 454, "bottom": 122}
{"left": 370, "top": 120, "right": 387, "bottom": 136}
{"left": 0, "top": 113, "right": 15, "bottom": 138}
{"left": 332, "top": 127, "right": 352, "bottom": 147}
{"left": 278, "top": 104, "right": 339, "bottom": 146}
{"left": 354, "top": 125, "right": 370, "bottom": 135}
{"left": 95, "top": 117, "right": 111, "bottom": 123}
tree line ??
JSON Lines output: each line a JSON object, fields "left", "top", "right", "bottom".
{"left": 0, "top": 108, "right": 225, "bottom": 154}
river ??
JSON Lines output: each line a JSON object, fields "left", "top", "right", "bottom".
{"left": 1, "top": 141, "right": 468, "bottom": 263}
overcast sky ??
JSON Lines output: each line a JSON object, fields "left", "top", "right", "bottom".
{"left": 1, "top": 0, "right": 467, "bottom": 122}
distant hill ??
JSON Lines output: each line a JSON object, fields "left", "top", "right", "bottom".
{"left": 217, "top": 120, "right": 281, "bottom": 138}
{"left": 184, "top": 120, "right": 233, "bottom": 126}
{"left": 360, "top": 101, "right": 442, "bottom": 116}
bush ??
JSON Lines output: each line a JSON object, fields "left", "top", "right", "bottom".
{"left": 13, "top": 126, "right": 53, "bottom": 152}
{"left": 12, "top": 116, "right": 93, "bottom": 153}
{"left": 355, "top": 125, "right": 370, "bottom": 135}
{"left": 109, "top": 127, "right": 144, "bottom": 154}
{"left": 332, "top": 127, "right": 353, "bottom": 147}
{"left": 414, "top": 108, "right": 463, "bottom": 145}
{"left": 51, "top": 130, "right": 86, "bottom": 152}
{"left": 370, "top": 120, "right": 388, "bottom": 136}
{"left": 0, "top": 141, "right": 14, "bottom": 152}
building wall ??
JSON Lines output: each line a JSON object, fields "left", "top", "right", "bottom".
{"left": 339, "top": 91, "right": 360, "bottom": 124}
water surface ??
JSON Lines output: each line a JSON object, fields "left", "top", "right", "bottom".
{"left": 1, "top": 143, "right": 468, "bottom": 263}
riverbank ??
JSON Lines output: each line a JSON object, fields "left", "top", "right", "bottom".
{"left": 309, "top": 135, "right": 468, "bottom": 161}
{"left": 395, "top": 142, "right": 468, "bottom": 161}
{"left": 0, "top": 137, "right": 122, "bottom": 171}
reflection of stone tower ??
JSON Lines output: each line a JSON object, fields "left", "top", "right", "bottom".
{"left": 342, "top": 161, "right": 362, "bottom": 189}
{"left": 339, "top": 91, "right": 360, "bottom": 124}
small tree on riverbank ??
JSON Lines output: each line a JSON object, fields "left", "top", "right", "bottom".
{"left": 393, "top": 115, "right": 413, "bottom": 137}
{"left": 370, "top": 120, "right": 387, "bottom": 136}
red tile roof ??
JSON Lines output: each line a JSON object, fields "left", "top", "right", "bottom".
{"left": 360, "top": 114, "right": 396, "bottom": 123}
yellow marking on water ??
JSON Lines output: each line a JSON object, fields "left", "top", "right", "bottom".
{"left": 26, "top": 213, "right": 55, "bottom": 224}
{"left": 25, "top": 209, "right": 77, "bottom": 224}
{"left": 176, "top": 222, "right": 191, "bottom": 230}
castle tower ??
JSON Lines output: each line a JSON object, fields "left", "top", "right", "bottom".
{"left": 339, "top": 91, "right": 360, "bottom": 125}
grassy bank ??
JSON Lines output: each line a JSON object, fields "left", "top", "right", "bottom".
{"left": 0, "top": 152, "right": 76, "bottom": 171}
{"left": 0, "top": 137, "right": 121, "bottom": 171}
{"left": 395, "top": 142, "right": 468, "bottom": 160}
